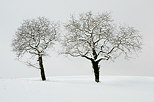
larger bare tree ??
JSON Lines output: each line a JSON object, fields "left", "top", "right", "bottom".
{"left": 12, "top": 17, "right": 59, "bottom": 81}
{"left": 62, "top": 12, "right": 142, "bottom": 82}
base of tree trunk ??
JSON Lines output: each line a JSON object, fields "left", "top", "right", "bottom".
{"left": 95, "top": 79, "right": 99, "bottom": 83}
{"left": 91, "top": 60, "right": 100, "bottom": 83}
{"left": 40, "top": 68, "right": 46, "bottom": 81}
{"left": 95, "top": 73, "right": 100, "bottom": 83}
{"left": 39, "top": 56, "right": 46, "bottom": 81}
{"left": 41, "top": 69, "right": 46, "bottom": 81}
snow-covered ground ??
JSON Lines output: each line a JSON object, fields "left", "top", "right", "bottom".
{"left": 0, "top": 76, "right": 154, "bottom": 102}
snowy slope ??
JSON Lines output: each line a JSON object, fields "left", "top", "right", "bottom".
{"left": 0, "top": 76, "right": 154, "bottom": 102}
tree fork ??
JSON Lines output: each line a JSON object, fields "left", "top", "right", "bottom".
{"left": 38, "top": 56, "right": 46, "bottom": 81}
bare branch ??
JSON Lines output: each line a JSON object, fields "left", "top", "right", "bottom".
{"left": 81, "top": 55, "right": 92, "bottom": 61}
{"left": 62, "top": 11, "right": 142, "bottom": 63}
{"left": 26, "top": 62, "right": 40, "bottom": 69}
{"left": 12, "top": 17, "right": 59, "bottom": 68}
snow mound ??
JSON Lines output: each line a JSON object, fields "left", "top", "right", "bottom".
{"left": 0, "top": 76, "right": 154, "bottom": 102}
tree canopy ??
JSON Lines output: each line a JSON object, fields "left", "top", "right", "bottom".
{"left": 62, "top": 12, "right": 142, "bottom": 62}
{"left": 12, "top": 17, "right": 59, "bottom": 58}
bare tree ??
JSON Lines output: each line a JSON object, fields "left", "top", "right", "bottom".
{"left": 12, "top": 17, "right": 59, "bottom": 81}
{"left": 62, "top": 12, "right": 142, "bottom": 82}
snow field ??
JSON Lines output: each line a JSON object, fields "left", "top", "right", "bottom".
{"left": 0, "top": 76, "right": 154, "bottom": 102}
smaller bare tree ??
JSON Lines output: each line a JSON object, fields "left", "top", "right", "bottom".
{"left": 62, "top": 12, "right": 142, "bottom": 82}
{"left": 12, "top": 17, "right": 59, "bottom": 81}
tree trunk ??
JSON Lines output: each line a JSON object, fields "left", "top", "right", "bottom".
{"left": 91, "top": 60, "right": 100, "bottom": 83}
{"left": 38, "top": 56, "right": 46, "bottom": 81}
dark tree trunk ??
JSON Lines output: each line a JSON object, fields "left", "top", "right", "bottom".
{"left": 91, "top": 60, "right": 100, "bottom": 83}
{"left": 38, "top": 56, "right": 46, "bottom": 81}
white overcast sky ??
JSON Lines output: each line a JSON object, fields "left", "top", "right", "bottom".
{"left": 0, "top": 0, "right": 154, "bottom": 78}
